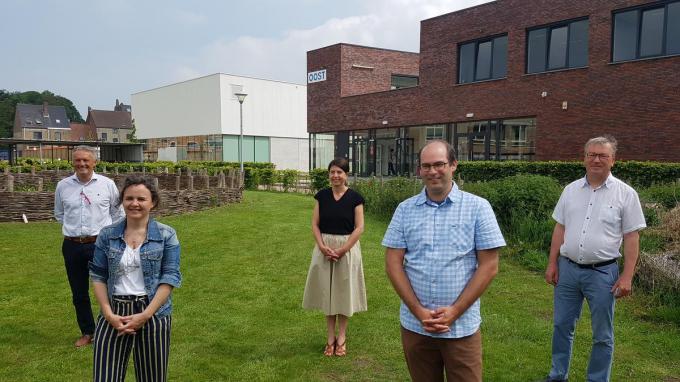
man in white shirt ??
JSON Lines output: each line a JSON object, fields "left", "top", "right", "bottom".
{"left": 54, "top": 146, "right": 123, "bottom": 347}
{"left": 543, "top": 136, "right": 646, "bottom": 382}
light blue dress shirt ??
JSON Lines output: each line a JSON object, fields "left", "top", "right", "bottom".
{"left": 54, "top": 173, "right": 124, "bottom": 237}
{"left": 382, "top": 183, "right": 506, "bottom": 338}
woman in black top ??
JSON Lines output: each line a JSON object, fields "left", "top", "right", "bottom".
{"left": 303, "top": 158, "right": 367, "bottom": 357}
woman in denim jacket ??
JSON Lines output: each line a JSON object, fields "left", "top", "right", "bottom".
{"left": 89, "top": 175, "right": 181, "bottom": 382}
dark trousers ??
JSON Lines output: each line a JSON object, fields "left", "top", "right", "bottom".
{"left": 93, "top": 296, "right": 172, "bottom": 382}
{"left": 388, "top": 162, "right": 396, "bottom": 175}
{"left": 62, "top": 239, "right": 96, "bottom": 335}
{"left": 401, "top": 326, "right": 482, "bottom": 382}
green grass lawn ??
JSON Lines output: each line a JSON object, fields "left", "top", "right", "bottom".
{"left": 0, "top": 191, "right": 678, "bottom": 381}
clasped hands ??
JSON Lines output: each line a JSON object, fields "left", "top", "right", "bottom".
{"left": 416, "top": 305, "right": 460, "bottom": 334}
{"left": 105, "top": 312, "right": 149, "bottom": 336}
{"left": 320, "top": 245, "right": 346, "bottom": 262}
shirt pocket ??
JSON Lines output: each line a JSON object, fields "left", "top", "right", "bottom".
{"left": 448, "top": 222, "right": 474, "bottom": 257}
{"left": 599, "top": 204, "right": 622, "bottom": 229}
{"left": 90, "top": 192, "right": 111, "bottom": 209}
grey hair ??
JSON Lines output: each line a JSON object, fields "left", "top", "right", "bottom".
{"left": 72, "top": 145, "right": 98, "bottom": 160}
{"left": 584, "top": 135, "right": 617, "bottom": 156}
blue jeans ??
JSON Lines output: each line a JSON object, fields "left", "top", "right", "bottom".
{"left": 549, "top": 256, "right": 618, "bottom": 382}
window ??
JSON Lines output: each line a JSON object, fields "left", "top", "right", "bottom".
{"left": 101, "top": 132, "right": 108, "bottom": 141}
{"left": 54, "top": 132, "right": 62, "bottom": 141}
{"left": 187, "top": 141, "right": 198, "bottom": 149}
{"left": 390, "top": 75, "right": 418, "bottom": 90}
{"left": 458, "top": 35, "right": 508, "bottom": 84}
{"left": 426, "top": 126, "right": 445, "bottom": 140}
{"left": 613, "top": 1, "right": 680, "bottom": 62}
{"left": 32, "top": 131, "right": 42, "bottom": 140}
{"left": 112, "top": 138, "right": 119, "bottom": 143}
{"left": 527, "top": 18, "right": 588, "bottom": 73}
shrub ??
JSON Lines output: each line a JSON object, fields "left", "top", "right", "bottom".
{"left": 258, "top": 168, "right": 275, "bottom": 189}
{"left": 639, "top": 183, "right": 680, "bottom": 209}
{"left": 309, "top": 168, "right": 329, "bottom": 193}
{"left": 463, "top": 174, "right": 562, "bottom": 230}
{"left": 278, "top": 170, "right": 298, "bottom": 192}
{"left": 352, "top": 177, "right": 422, "bottom": 221}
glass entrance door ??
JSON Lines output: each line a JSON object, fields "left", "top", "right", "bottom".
{"left": 395, "top": 137, "right": 414, "bottom": 176}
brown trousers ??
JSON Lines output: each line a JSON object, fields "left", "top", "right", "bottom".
{"left": 401, "top": 327, "right": 482, "bottom": 382}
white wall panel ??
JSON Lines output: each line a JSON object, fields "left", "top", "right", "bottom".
{"left": 132, "top": 74, "right": 222, "bottom": 139}
{"left": 219, "top": 75, "right": 307, "bottom": 139}
{"left": 270, "top": 137, "right": 309, "bottom": 171}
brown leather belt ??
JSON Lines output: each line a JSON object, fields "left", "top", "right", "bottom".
{"left": 64, "top": 236, "right": 97, "bottom": 244}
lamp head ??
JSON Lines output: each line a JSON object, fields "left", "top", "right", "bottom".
{"left": 234, "top": 93, "right": 248, "bottom": 104}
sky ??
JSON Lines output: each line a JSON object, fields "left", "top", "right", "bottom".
{"left": 0, "top": 0, "right": 491, "bottom": 118}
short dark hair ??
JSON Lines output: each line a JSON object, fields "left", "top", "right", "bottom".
{"left": 418, "top": 140, "right": 457, "bottom": 164}
{"left": 328, "top": 157, "right": 350, "bottom": 173}
{"left": 119, "top": 175, "right": 160, "bottom": 209}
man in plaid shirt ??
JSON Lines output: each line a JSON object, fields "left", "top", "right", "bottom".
{"left": 383, "top": 140, "right": 505, "bottom": 382}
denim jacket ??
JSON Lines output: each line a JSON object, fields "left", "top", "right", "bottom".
{"left": 89, "top": 218, "right": 182, "bottom": 317}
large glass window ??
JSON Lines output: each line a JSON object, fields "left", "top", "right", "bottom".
{"left": 527, "top": 18, "right": 589, "bottom": 73}
{"left": 613, "top": 1, "right": 680, "bottom": 62}
{"left": 454, "top": 118, "right": 536, "bottom": 161}
{"left": 310, "top": 133, "right": 336, "bottom": 170}
{"left": 390, "top": 75, "right": 419, "bottom": 90}
{"left": 458, "top": 35, "right": 508, "bottom": 84}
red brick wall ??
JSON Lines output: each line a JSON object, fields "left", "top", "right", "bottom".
{"left": 307, "top": 0, "right": 680, "bottom": 161}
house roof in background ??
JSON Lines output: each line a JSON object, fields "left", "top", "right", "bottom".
{"left": 88, "top": 110, "right": 133, "bottom": 129}
{"left": 69, "top": 122, "right": 97, "bottom": 141}
{"left": 15, "top": 103, "right": 70, "bottom": 129}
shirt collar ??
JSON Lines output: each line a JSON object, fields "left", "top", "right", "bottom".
{"left": 70, "top": 172, "right": 100, "bottom": 185}
{"left": 580, "top": 173, "right": 615, "bottom": 189}
{"left": 414, "top": 182, "right": 460, "bottom": 206}
{"left": 110, "top": 218, "right": 162, "bottom": 241}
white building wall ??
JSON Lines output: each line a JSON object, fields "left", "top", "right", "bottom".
{"left": 218, "top": 74, "right": 307, "bottom": 139}
{"left": 132, "top": 74, "right": 223, "bottom": 139}
{"left": 270, "top": 137, "right": 309, "bottom": 171}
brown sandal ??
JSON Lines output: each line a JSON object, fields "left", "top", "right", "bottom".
{"left": 334, "top": 340, "right": 346, "bottom": 357}
{"left": 323, "top": 340, "right": 335, "bottom": 356}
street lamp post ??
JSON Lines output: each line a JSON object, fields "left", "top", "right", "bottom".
{"left": 234, "top": 93, "right": 248, "bottom": 175}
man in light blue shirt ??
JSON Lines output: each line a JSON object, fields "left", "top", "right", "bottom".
{"left": 383, "top": 140, "right": 505, "bottom": 382}
{"left": 54, "top": 146, "right": 123, "bottom": 347}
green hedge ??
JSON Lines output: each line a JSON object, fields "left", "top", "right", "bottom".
{"left": 456, "top": 160, "right": 680, "bottom": 188}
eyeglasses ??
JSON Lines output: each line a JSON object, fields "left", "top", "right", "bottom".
{"left": 419, "top": 161, "right": 448, "bottom": 171}
{"left": 586, "top": 153, "right": 611, "bottom": 160}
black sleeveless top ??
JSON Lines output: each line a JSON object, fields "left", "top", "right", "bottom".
{"left": 315, "top": 188, "right": 365, "bottom": 235}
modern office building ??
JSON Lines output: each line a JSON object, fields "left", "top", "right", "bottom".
{"left": 307, "top": 0, "right": 680, "bottom": 176}
{"left": 132, "top": 73, "right": 308, "bottom": 170}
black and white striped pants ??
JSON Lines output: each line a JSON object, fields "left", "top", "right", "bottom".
{"left": 93, "top": 295, "right": 172, "bottom": 382}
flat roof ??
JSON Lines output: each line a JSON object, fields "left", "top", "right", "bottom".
{"left": 0, "top": 138, "right": 143, "bottom": 147}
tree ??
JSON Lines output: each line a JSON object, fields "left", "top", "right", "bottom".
{"left": 0, "top": 90, "right": 84, "bottom": 138}
{"left": 127, "top": 119, "right": 139, "bottom": 143}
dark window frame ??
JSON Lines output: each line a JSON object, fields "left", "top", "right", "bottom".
{"left": 612, "top": 0, "right": 680, "bottom": 62}
{"left": 390, "top": 74, "right": 419, "bottom": 90}
{"left": 457, "top": 33, "right": 508, "bottom": 84}
{"left": 526, "top": 16, "right": 589, "bottom": 74}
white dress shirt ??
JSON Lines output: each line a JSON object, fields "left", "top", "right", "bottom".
{"left": 553, "top": 174, "right": 646, "bottom": 264}
{"left": 54, "top": 172, "right": 124, "bottom": 237}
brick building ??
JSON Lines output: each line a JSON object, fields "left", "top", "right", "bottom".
{"left": 307, "top": 0, "right": 680, "bottom": 176}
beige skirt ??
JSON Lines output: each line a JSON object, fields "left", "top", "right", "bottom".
{"left": 302, "top": 233, "right": 367, "bottom": 317}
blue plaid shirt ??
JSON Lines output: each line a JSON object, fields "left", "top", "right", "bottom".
{"left": 382, "top": 183, "right": 506, "bottom": 338}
